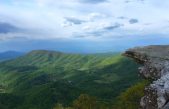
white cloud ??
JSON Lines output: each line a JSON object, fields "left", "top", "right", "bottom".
{"left": 88, "top": 13, "right": 106, "bottom": 21}
{"left": 0, "top": 0, "right": 169, "bottom": 41}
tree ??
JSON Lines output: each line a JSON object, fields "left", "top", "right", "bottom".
{"left": 53, "top": 103, "right": 73, "bottom": 109}
{"left": 114, "top": 80, "right": 149, "bottom": 109}
{"left": 73, "top": 94, "right": 98, "bottom": 109}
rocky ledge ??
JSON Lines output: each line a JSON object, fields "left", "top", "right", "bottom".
{"left": 123, "top": 45, "right": 169, "bottom": 109}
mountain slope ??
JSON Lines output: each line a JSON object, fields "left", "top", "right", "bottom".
{"left": 4, "top": 50, "right": 121, "bottom": 69}
{"left": 0, "top": 50, "right": 140, "bottom": 109}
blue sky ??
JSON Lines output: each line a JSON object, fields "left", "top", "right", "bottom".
{"left": 0, "top": 0, "right": 169, "bottom": 53}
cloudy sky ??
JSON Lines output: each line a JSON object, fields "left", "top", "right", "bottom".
{"left": 0, "top": 0, "right": 169, "bottom": 53}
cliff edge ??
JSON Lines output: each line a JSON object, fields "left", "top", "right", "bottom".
{"left": 123, "top": 45, "right": 169, "bottom": 109}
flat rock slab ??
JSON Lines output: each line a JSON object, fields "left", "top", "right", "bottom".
{"left": 124, "top": 45, "right": 169, "bottom": 60}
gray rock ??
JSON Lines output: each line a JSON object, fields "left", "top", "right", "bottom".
{"left": 123, "top": 45, "right": 169, "bottom": 109}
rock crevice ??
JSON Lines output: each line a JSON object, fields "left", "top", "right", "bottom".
{"left": 124, "top": 45, "right": 169, "bottom": 109}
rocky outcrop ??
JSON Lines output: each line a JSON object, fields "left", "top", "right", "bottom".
{"left": 123, "top": 45, "right": 169, "bottom": 109}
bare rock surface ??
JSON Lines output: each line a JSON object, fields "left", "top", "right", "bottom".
{"left": 123, "top": 45, "right": 169, "bottom": 109}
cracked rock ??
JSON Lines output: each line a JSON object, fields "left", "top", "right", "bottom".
{"left": 123, "top": 45, "right": 169, "bottom": 109}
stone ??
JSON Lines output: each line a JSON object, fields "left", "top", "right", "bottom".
{"left": 123, "top": 45, "right": 169, "bottom": 109}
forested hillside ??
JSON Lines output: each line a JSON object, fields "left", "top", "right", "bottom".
{"left": 0, "top": 50, "right": 141, "bottom": 109}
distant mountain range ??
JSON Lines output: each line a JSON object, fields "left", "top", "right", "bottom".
{"left": 0, "top": 51, "right": 24, "bottom": 62}
{"left": 0, "top": 50, "right": 140, "bottom": 109}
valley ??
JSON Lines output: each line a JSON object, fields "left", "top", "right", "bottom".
{"left": 0, "top": 50, "right": 141, "bottom": 109}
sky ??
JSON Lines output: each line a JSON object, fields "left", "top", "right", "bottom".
{"left": 0, "top": 0, "right": 169, "bottom": 53}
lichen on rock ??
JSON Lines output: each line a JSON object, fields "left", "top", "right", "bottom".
{"left": 123, "top": 45, "right": 169, "bottom": 109}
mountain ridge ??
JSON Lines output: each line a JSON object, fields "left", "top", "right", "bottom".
{"left": 0, "top": 50, "right": 140, "bottom": 109}
{"left": 3, "top": 50, "right": 123, "bottom": 70}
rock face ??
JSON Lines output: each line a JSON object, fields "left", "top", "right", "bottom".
{"left": 123, "top": 45, "right": 169, "bottom": 109}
